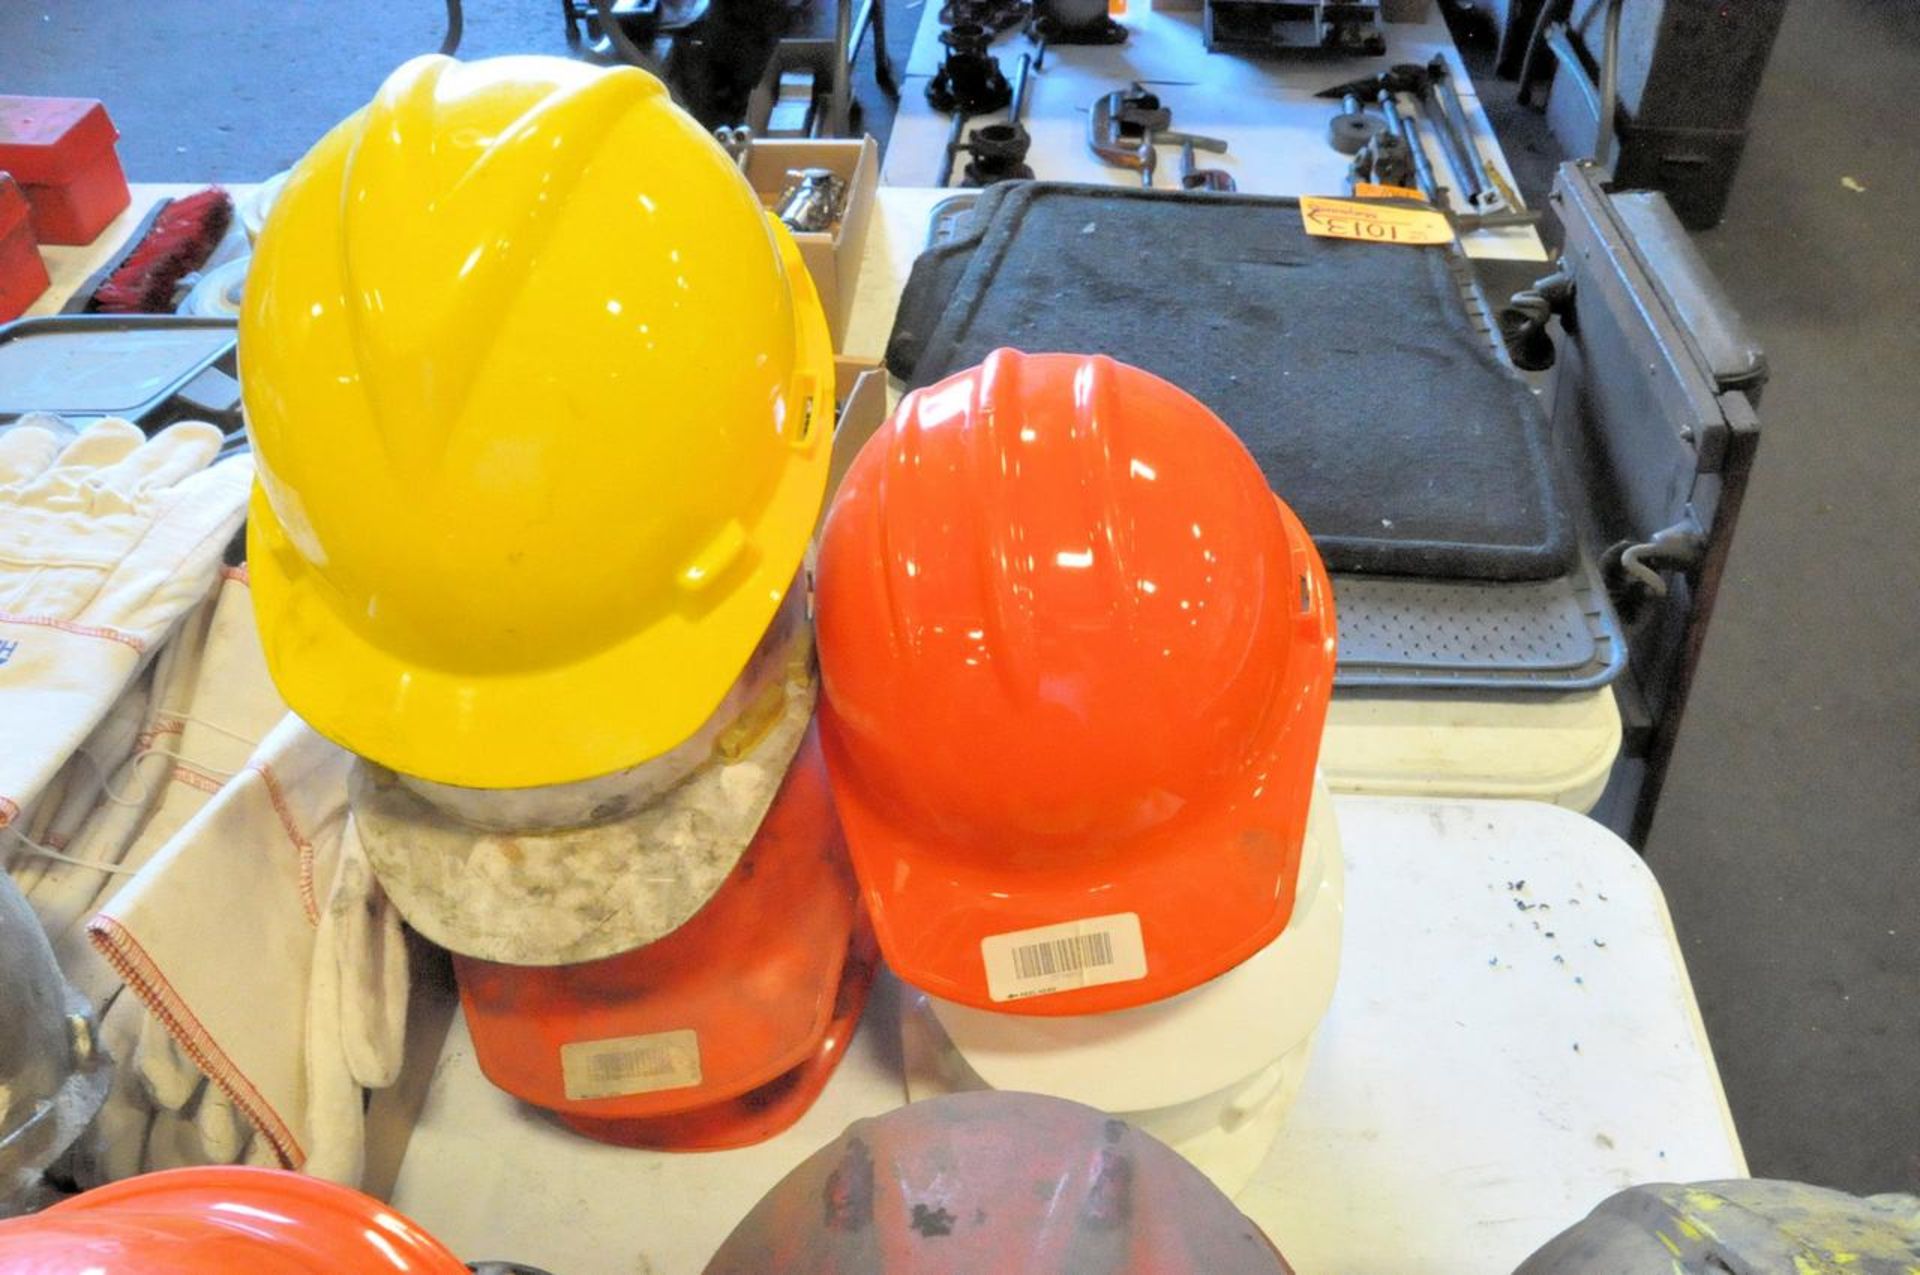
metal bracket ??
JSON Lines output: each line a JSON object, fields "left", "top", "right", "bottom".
{"left": 1604, "top": 510, "right": 1706, "bottom": 603}
{"left": 1202, "top": 0, "right": 1385, "bottom": 56}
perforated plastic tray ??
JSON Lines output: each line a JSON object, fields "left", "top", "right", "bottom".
{"left": 1331, "top": 561, "right": 1625, "bottom": 690}
{"left": 1327, "top": 241, "right": 1622, "bottom": 690}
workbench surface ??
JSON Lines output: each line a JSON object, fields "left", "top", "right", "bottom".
{"left": 389, "top": 797, "right": 1744, "bottom": 1274}
{"left": 881, "top": 0, "right": 1549, "bottom": 261}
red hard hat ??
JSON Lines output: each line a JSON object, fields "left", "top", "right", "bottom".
{"left": 704, "top": 1091, "right": 1296, "bottom": 1273}
{"left": 816, "top": 349, "right": 1336, "bottom": 1016}
{"left": 454, "top": 727, "right": 878, "bottom": 1150}
{"left": 0, "top": 1166, "right": 471, "bottom": 1273}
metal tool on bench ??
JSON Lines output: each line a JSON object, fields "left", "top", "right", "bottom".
{"left": 1328, "top": 80, "right": 1412, "bottom": 193}
{"left": 941, "top": 0, "right": 1029, "bottom": 32}
{"left": 1320, "top": 63, "right": 1501, "bottom": 208}
{"left": 1324, "top": 65, "right": 1455, "bottom": 193}
{"left": 1381, "top": 90, "right": 1444, "bottom": 204}
{"left": 1203, "top": 0, "right": 1384, "bottom": 56}
{"left": 775, "top": 167, "right": 847, "bottom": 233}
{"left": 1327, "top": 91, "right": 1387, "bottom": 156}
{"left": 1424, "top": 56, "right": 1507, "bottom": 214}
{"left": 958, "top": 123, "right": 1036, "bottom": 185}
{"left": 1318, "top": 63, "right": 1540, "bottom": 231}
{"left": 1348, "top": 126, "right": 1413, "bottom": 192}
{"left": 713, "top": 125, "right": 753, "bottom": 171}
{"left": 955, "top": 53, "right": 1036, "bottom": 186}
{"left": 926, "top": 23, "right": 1012, "bottom": 114}
{"left": 0, "top": 316, "right": 245, "bottom": 434}
{"left": 1379, "top": 90, "right": 1536, "bottom": 231}
{"left": 931, "top": 25, "right": 1014, "bottom": 187}
{"left": 1088, "top": 85, "right": 1228, "bottom": 189}
{"left": 1179, "top": 140, "right": 1236, "bottom": 192}
{"left": 1315, "top": 61, "right": 1429, "bottom": 104}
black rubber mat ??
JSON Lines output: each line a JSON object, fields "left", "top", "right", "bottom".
{"left": 887, "top": 182, "right": 1574, "bottom": 582}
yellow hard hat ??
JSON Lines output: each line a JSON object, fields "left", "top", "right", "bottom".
{"left": 240, "top": 55, "right": 833, "bottom": 789}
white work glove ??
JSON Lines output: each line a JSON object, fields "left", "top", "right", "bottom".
{"left": 79, "top": 831, "right": 406, "bottom": 1187}
{"left": 134, "top": 1011, "right": 224, "bottom": 1172}
{"left": 70, "top": 992, "right": 263, "bottom": 1186}
{"left": 302, "top": 824, "right": 408, "bottom": 1185}
{"left": 3, "top": 671, "right": 151, "bottom": 895}
{"left": 89, "top": 717, "right": 404, "bottom": 1186}
{"left": 46, "top": 574, "right": 284, "bottom": 1009}
{"left": 143, "top": 1085, "right": 251, "bottom": 1172}
{"left": 0, "top": 418, "right": 251, "bottom": 833}
{"left": 8, "top": 611, "right": 206, "bottom": 954}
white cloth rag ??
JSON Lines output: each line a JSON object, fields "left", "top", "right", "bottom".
{"left": 8, "top": 582, "right": 219, "bottom": 969}
{"left": 5, "top": 667, "right": 153, "bottom": 891}
{"left": 9, "top": 569, "right": 302, "bottom": 1185}
{"left": 64, "top": 990, "right": 276, "bottom": 1188}
{"left": 30, "top": 570, "right": 287, "bottom": 1008}
{"left": 0, "top": 418, "right": 252, "bottom": 831}
{"left": 87, "top": 716, "right": 409, "bottom": 1184}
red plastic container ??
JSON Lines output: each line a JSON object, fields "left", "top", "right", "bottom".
{"left": 0, "top": 173, "right": 50, "bottom": 321}
{"left": 0, "top": 96, "right": 131, "bottom": 245}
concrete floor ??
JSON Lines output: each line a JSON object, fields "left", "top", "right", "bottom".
{"left": 1465, "top": 0, "right": 1920, "bottom": 1200}
{"left": 0, "top": 0, "right": 907, "bottom": 179}
{"left": 1633, "top": 0, "right": 1920, "bottom": 1198}
{"left": 6, "top": 0, "right": 1916, "bottom": 1201}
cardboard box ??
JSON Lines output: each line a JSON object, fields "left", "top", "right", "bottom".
{"left": 828, "top": 356, "right": 889, "bottom": 505}
{"left": 745, "top": 137, "right": 878, "bottom": 352}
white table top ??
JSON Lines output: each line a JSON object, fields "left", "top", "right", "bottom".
{"left": 388, "top": 796, "right": 1743, "bottom": 1274}
{"left": 884, "top": 0, "right": 1549, "bottom": 261}
{"left": 844, "top": 186, "right": 1620, "bottom": 810}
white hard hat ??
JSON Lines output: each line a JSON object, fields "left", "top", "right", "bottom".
{"left": 901, "top": 773, "right": 1345, "bottom": 1195}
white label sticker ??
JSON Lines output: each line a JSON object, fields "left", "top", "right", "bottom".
{"left": 981, "top": 913, "right": 1148, "bottom": 1003}
{"left": 560, "top": 1029, "right": 702, "bottom": 1101}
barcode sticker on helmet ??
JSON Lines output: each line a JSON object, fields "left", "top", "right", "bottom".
{"left": 981, "top": 913, "right": 1147, "bottom": 1003}
{"left": 560, "top": 1029, "right": 702, "bottom": 1100}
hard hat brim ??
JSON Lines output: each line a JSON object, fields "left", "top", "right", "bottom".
{"left": 821, "top": 644, "right": 1334, "bottom": 1017}
{"left": 450, "top": 731, "right": 877, "bottom": 1143}
{"left": 925, "top": 773, "right": 1344, "bottom": 1110}
{"left": 22, "top": 1166, "right": 470, "bottom": 1272}
{"left": 550, "top": 916, "right": 877, "bottom": 1151}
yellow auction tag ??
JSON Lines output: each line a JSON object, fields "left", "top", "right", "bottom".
{"left": 1353, "top": 182, "right": 1428, "bottom": 202}
{"left": 1300, "top": 195, "right": 1454, "bottom": 245}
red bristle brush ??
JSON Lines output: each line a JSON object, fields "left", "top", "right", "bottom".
{"left": 87, "top": 187, "right": 233, "bottom": 314}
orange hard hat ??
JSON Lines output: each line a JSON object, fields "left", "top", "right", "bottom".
{"left": 0, "top": 1167, "right": 476, "bottom": 1273}
{"left": 703, "top": 1091, "right": 1296, "bottom": 1273}
{"left": 816, "top": 349, "right": 1336, "bottom": 1016}
{"left": 454, "top": 727, "right": 878, "bottom": 1150}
